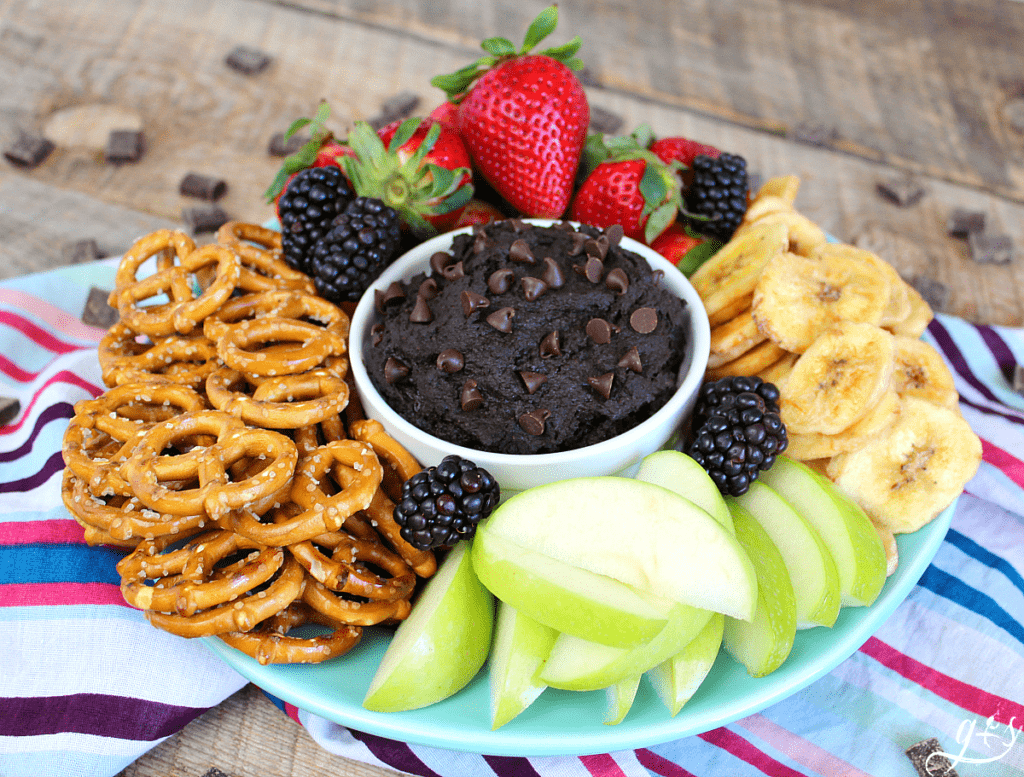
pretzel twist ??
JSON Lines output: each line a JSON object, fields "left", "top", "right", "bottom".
{"left": 217, "top": 602, "right": 362, "bottom": 665}
{"left": 99, "top": 323, "right": 219, "bottom": 389}
{"left": 112, "top": 235, "right": 240, "bottom": 337}
{"left": 206, "top": 366, "right": 350, "bottom": 430}
{"left": 288, "top": 530, "right": 416, "bottom": 602}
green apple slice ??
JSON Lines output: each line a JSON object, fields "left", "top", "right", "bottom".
{"left": 722, "top": 500, "right": 797, "bottom": 677}
{"left": 484, "top": 477, "right": 757, "bottom": 621}
{"left": 759, "top": 456, "right": 887, "bottom": 607}
{"left": 488, "top": 602, "right": 557, "bottom": 729}
{"left": 647, "top": 613, "right": 724, "bottom": 716}
{"left": 731, "top": 481, "right": 841, "bottom": 628}
{"left": 472, "top": 525, "right": 675, "bottom": 647}
{"left": 539, "top": 603, "right": 713, "bottom": 691}
{"left": 363, "top": 542, "right": 493, "bottom": 712}
{"left": 634, "top": 450, "right": 734, "bottom": 534}
{"left": 604, "top": 674, "right": 642, "bottom": 725}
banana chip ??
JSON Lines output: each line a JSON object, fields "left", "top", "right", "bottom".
{"left": 813, "top": 243, "right": 911, "bottom": 327}
{"left": 892, "top": 336, "right": 959, "bottom": 408}
{"left": 708, "top": 308, "right": 766, "bottom": 368}
{"left": 886, "top": 283, "right": 934, "bottom": 338}
{"left": 827, "top": 396, "right": 981, "bottom": 534}
{"left": 779, "top": 321, "right": 896, "bottom": 435}
{"left": 784, "top": 389, "right": 900, "bottom": 460}
{"left": 752, "top": 250, "right": 891, "bottom": 353}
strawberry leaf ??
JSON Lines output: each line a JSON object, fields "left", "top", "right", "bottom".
{"left": 644, "top": 202, "right": 677, "bottom": 245}
{"left": 677, "top": 237, "right": 723, "bottom": 276}
{"left": 387, "top": 117, "right": 423, "bottom": 152}
{"left": 638, "top": 163, "right": 669, "bottom": 214}
{"left": 263, "top": 101, "right": 335, "bottom": 202}
{"left": 481, "top": 36, "right": 517, "bottom": 57}
{"left": 539, "top": 36, "right": 583, "bottom": 62}
{"left": 522, "top": 6, "right": 559, "bottom": 52}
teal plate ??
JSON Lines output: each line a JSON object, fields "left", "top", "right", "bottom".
{"left": 203, "top": 498, "right": 955, "bottom": 757}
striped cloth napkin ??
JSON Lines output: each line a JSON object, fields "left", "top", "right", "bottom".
{"left": 1, "top": 260, "right": 1021, "bottom": 777}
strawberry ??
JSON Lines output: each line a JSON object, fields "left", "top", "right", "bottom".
{"left": 649, "top": 136, "right": 721, "bottom": 168}
{"left": 650, "top": 221, "right": 723, "bottom": 276}
{"left": 570, "top": 126, "right": 683, "bottom": 244}
{"left": 427, "top": 101, "right": 460, "bottom": 128}
{"left": 431, "top": 6, "right": 589, "bottom": 218}
{"left": 378, "top": 118, "right": 474, "bottom": 229}
{"left": 452, "top": 198, "right": 506, "bottom": 229}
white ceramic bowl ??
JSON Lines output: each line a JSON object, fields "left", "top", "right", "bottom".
{"left": 349, "top": 220, "right": 711, "bottom": 493}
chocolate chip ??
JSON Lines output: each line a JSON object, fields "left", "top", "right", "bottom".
{"left": 461, "top": 289, "right": 490, "bottom": 316}
{"left": 268, "top": 131, "right": 307, "bottom": 157}
{"left": 371, "top": 322, "right": 384, "bottom": 346}
{"left": 521, "top": 276, "right": 548, "bottom": 301}
{"left": 508, "top": 218, "right": 528, "bottom": 233}
{"left": 461, "top": 379, "right": 484, "bottom": 411}
{"left": 905, "top": 738, "right": 959, "bottom": 777}
{"left": 179, "top": 172, "right": 227, "bottom": 201}
{"left": 429, "top": 251, "right": 453, "bottom": 274}
{"left": 441, "top": 260, "right": 465, "bottom": 281}
{"left": 225, "top": 45, "right": 272, "bottom": 75}
{"left": 436, "top": 348, "right": 464, "bottom": 373}
{"left": 486, "top": 307, "right": 516, "bottom": 333}
{"left": 540, "top": 257, "right": 566, "bottom": 288}
{"left": 584, "top": 236, "right": 609, "bottom": 260}
{"left": 539, "top": 330, "right": 561, "bottom": 358}
{"left": 876, "top": 175, "right": 925, "bottom": 207}
{"left": 473, "top": 233, "right": 490, "bottom": 254}
{"left": 410, "top": 294, "right": 433, "bottom": 323}
{"left": 568, "top": 231, "right": 588, "bottom": 256}
{"left": 82, "top": 287, "right": 118, "bottom": 328}
{"left": 519, "top": 371, "right": 547, "bottom": 394}
{"left": 605, "top": 267, "right": 629, "bottom": 295}
{"left": 487, "top": 268, "right": 515, "bottom": 295}
{"left": 105, "top": 129, "right": 145, "bottom": 164}
{"left": 652, "top": 269, "right": 665, "bottom": 285}
{"left": 62, "top": 239, "right": 103, "bottom": 265}
{"left": 574, "top": 255, "right": 604, "bottom": 284}
{"left": 791, "top": 122, "right": 838, "bottom": 147}
{"left": 0, "top": 397, "right": 18, "bottom": 426}
{"left": 553, "top": 220, "right": 577, "bottom": 232}
{"left": 588, "top": 372, "right": 614, "bottom": 400}
{"left": 418, "top": 277, "right": 439, "bottom": 300}
{"left": 630, "top": 307, "right": 659, "bottom": 334}
{"left": 3, "top": 132, "right": 54, "bottom": 168}
{"left": 384, "top": 357, "right": 410, "bottom": 384}
{"left": 617, "top": 346, "right": 643, "bottom": 373}
{"left": 375, "top": 281, "right": 406, "bottom": 312}
{"left": 509, "top": 239, "right": 535, "bottom": 264}
{"left": 968, "top": 232, "right": 1014, "bottom": 264}
{"left": 605, "top": 224, "right": 624, "bottom": 247}
{"left": 946, "top": 208, "right": 986, "bottom": 238}
{"left": 182, "top": 205, "right": 230, "bottom": 234}
{"left": 586, "top": 318, "right": 613, "bottom": 344}
{"left": 518, "top": 408, "right": 550, "bottom": 436}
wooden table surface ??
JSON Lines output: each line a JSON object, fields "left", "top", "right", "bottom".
{"left": 1, "top": 1, "right": 1021, "bottom": 776}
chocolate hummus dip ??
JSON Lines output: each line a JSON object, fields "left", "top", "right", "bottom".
{"left": 364, "top": 220, "right": 690, "bottom": 455}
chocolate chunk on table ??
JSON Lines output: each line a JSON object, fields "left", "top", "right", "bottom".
{"left": 225, "top": 45, "right": 272, "bottom": 75}
{"left": 62, "top": 239, "right": 103, "bottom": 265}
{"left": 791, "top": 122, "right": 838, "bottom": 147}
{"left": 0, "top": 396, "right": 19, "bottom": 426}
{"left": 366, "top": 91, "right": 421, "bottom": 130}
{"left": 946, "top": 208, "right": 986, "bottom": 237}
{"left": 267, "top": 131, "right": 307, "bottom": 157}
{"left": 179, "top": 172, "right": 228, "bottom": 201}
{"left": 1012, "top": 364, "right": 1024, "bottom": 396}
{"left": 4, "top": 132, "right": 54, "bottom": 168}
{"left": 105, "top": 129, "right": 145, "bottom": 164}
{"left": 968, "top": 232, "right": 1014, "bottom": 264}
{"left": 910, "top": 275, "right": 950, "bottom": 313}
{"left": 876, "top": 175, "right": 926, "bottom": 207}
{"left": 82, "top": 287, "right": 118, "bottom": 329}
{"left": 588, "top": 105, "right": 624, "bottom": 135}
{"left": 905, "top": 738, "right": 959, "bottom": 777}
{"left": 182, "top": 205, "right": 230, "bottom": 234}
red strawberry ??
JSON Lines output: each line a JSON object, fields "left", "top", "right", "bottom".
{"left": 428, "top": 101, "right": 460, "bottom": 128}
{"left": 650, "top": 221, "right": 721, "bottom": 275}
{"left": 378, "top": 118, "right": 473, "bottom": 229}
{"left": 452, "top": 199, "right": 506, "bottom": 229}
{"left": 431, "top": 6, "right": 589, "bottom": 218}
{"left": 649, "top": 136, "right": 721, "bottom": 168}
{"left": 570, "top": 128, "right": 683, "bottom": 244}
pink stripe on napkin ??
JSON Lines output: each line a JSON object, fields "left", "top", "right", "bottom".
{"left": 0, "top": 288, "right": 107, "bottom": 343}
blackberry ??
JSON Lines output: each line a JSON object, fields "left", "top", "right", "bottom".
{"left": 278, "top": 166, "right": 354, "bottom": 273}
{"left": 685, "top": 375, "right": 788, "bottom": 496}
{"left": 685, "top": 152, "right": 749, "bottom": 242}
{"left": 393, "top": 455, "right": 500, "bottom": 550}
{"left": 309, "top": 196, "right": 403, "bottom": 304}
